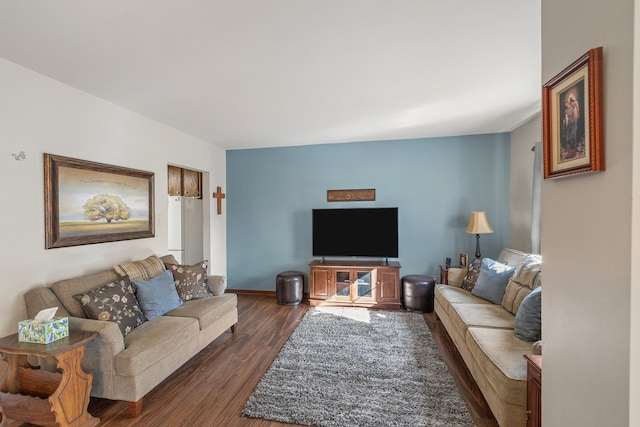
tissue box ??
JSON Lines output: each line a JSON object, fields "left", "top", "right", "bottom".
{"left": 18, "top": 317, "right": 69, "bottom": 344}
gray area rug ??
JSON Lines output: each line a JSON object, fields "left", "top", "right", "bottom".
{"left": 243, "top": 307, "right": 473, "bottom": 426}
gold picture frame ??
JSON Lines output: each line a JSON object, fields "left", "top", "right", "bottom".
{"left": 44, "top": 154, "right": 155, "bottom": 249}
{"left": 542, "top": 47, "right": 604, "bottom": 179}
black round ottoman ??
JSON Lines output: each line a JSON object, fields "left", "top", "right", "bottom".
{"left": 402, "top": 275, "right": 436, "bottom": 313}
{"left": 276, "top": 271, "right": 304, "bottom": 305}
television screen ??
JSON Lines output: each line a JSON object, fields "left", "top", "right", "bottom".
{"left": 312, "top": 207, "right": 399, "bottom": 258}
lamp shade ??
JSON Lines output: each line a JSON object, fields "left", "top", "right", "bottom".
{"left": 466, "top": 211, "right": 494, "bottom": 235}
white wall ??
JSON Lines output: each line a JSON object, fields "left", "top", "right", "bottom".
{"left": 0, "top": 58, "right": 226, "bottom": 337}
{"left": 631, "top": 0, "right": 640, "bottom": 421}
{"left": 510, "top": 114, "right": 541, "bottom": 252}
{"left": 541, "top": 0, "right": 634, "bottom": 426}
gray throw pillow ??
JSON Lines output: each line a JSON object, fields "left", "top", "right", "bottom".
{"left": 515, "top": 286, "right": 542, "bottom": 342}
{"left": 133, "top": 270, "right": 183, "bottom": 320}
{"left": 471, "top": 258, "right": 516, "bottom": 304}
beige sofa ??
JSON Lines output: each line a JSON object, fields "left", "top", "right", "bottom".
{"left": 23, "top": 254, "right": 238, "bottom": 416}
{"left": 435, "top": 248, "right": 541, "bottom": 427}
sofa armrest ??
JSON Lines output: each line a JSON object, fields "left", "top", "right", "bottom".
{"left": 69, "top": 316, "right": 125, "bottom": 351}
{"left": 532, "top": 340, "right": 542, "bottom": 355}
{"left": 66, "top": 317, "right": 125, "bottom": 397}
{"left": 208, "top": 275, "right": 227, "bottom": 296}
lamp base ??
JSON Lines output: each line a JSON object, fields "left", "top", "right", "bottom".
{"left": 475, "top": 234, "right": 482, "bottom": 259}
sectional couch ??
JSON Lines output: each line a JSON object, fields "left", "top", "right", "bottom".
{"left": 23, "top": 254, "right": 238, "bottom": 417}
{"left": 435, "top": 248, "right": 542, "bottom": 427}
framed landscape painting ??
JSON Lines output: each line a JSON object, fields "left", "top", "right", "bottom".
{"left": 542, "top": 47, "right": 604, "bottom": 179}
{"left": 44, "top": 154, "right": 155, "bottom": 249}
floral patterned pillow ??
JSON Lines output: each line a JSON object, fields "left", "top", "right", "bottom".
{"left": 461, "top": 258, "right": 482, "bottom": 292}
{"left": 73, "top": 277, "right": 146, "bottom": 336}
{"left": 163, "top": 260, "right": 213, "bottom": 301}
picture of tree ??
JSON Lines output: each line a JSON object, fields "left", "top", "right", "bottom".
{"left": 83, "top": 194, "right": 131, "bottom": 223}
{"left": 44, "top": 153, "right": 154, "bottom": 248}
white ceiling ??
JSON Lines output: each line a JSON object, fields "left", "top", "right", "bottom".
{"left": 0, "top": 1, "right": 541, "bottom": 150}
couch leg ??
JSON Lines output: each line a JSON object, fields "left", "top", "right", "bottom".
{"left": 129, "top": 399, "right": 143, "bottom": 417}
{"left": 231, "top": 323, "right": 238, "bottom": 333}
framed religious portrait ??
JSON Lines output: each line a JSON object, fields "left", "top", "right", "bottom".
{"left": 542, "top": 47, "right": 604, "bottom": 179}
{"left": 44, "top": 153, "right": 155, "bottom": 249}
{"left": 459, "top": 253, "right": 468, "bottom": 268}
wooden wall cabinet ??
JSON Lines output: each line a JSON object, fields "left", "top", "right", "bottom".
{"left": 309, "top": 260, "right": 401, "bottom": 309}
{"left": 168, "top": 165, "right": 202, "bottom": 198}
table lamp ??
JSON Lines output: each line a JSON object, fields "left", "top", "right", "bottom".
{"left": 466, "top": 211, "right": 494, "bottom": 259}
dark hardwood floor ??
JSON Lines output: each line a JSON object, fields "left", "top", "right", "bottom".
{"left": 6, "top": 294, "right": 497, "bottom": 426}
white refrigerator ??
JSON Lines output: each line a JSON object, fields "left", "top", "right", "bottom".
{"left": 168, "top": 196, "right": 203, "bottom": 265}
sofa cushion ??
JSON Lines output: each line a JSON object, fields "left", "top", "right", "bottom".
{"left": 163, "top": 260, "right": 213, "bottom": 301}
{"left": 133, "top": 270, "right": 183, "bottom": 320}
{"left": 466, "top": 327, "right": 533, "bottom": 406}
{"left": 497, "top": 248, "right": 535, "bottom": 267}
{"left": 515, "top": 287, "right": 542, "bottom": 342}
{"left": 461, "top": 258, "right": 482, "bottom": 291}
{"left": 450, "top": 303, "right": 515, "bottom": 333}
{"left": 165, "top": 293, "right": 237, "bottom": 330}
{"left": 435, "top": 285, "right": 490, "bottom": 316}
{"left": 471, "top": 258, "right": 516, "bottom": 304}
{"left": 114, "top": 255, "right": 166, "bottom": 281}
{"left": 501, "top": 261, "right": 542, "bottom": 314}
{"left": 115, "top": 315, "right": 199, "bottom": 377}
{"left": 51, "top": 269, "right": 122, "bottom": 318}
{"left": 73, "top": 277, "right": 146, "bottom": 336}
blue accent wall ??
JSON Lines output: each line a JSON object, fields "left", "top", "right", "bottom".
{"left": 226, "top": 134, "right": 510, "bottom": 290}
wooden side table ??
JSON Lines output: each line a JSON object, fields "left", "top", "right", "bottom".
{"left": 524, "top": 354, "right": 542, "bottom": 427}
{"left": 439, "top": 265, "right": 449, "bottom": 284}
{"left": 0, "top": 331, "right": 99, "bottom": 427}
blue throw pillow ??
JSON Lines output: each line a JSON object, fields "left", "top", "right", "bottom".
{"left": 515, "top": 286, "right": 542, "bottom": 342}
{"left": 471, "top": 258, "right": 516, "bottom": 304}
{"left": 133, "top": 270, "right": 183, "bottom": 320}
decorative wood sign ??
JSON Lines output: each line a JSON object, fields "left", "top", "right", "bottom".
{"left": 327, "top": 189, "right": 376, "bottom": 202}
{"left": 213, "top": 186, "right": 225, "bottom": 215}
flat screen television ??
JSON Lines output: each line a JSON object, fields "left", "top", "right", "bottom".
{"left": 312, "top": 207, "right": 399, "bottom": 258}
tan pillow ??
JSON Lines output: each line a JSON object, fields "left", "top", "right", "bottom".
{"left": 501, "top": 281, "right": 533, "bottom": 314}
{"left": 501, "top": 261, "right": 542, "bottom": 314}
{"left": 113, "top": 255, "right": 165, "bottom": 282}
{"left": 447, "top": 267, "right": 468, "bottom": 287}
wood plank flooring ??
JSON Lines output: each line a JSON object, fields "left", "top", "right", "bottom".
{"left": 5, "top": 294, "right": 497, "bottom": 426}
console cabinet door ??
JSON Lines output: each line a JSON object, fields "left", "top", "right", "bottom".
{"left": 377, "top": 267, "right": 399, "bottom": 303}
{"left": 334, "top": 270, "right": 352, "bottom": 301}
{"left": 310, "top": 267, "right": 331, "bottom": 299}
{"left": 353, "top": 269, "right": 376, "bottom": 303}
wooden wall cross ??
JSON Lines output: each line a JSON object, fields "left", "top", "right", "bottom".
{"left": 213, "top": 186, "right": 226, "bottom": 215}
